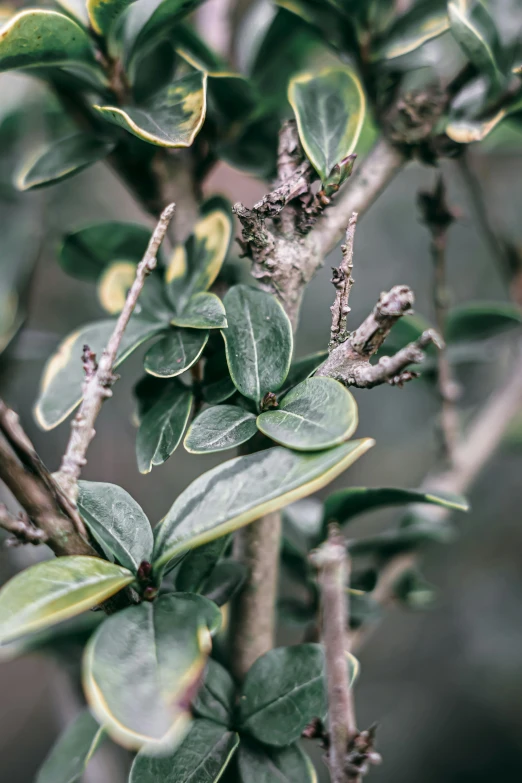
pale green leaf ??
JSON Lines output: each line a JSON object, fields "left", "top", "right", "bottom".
{"left": 184, "top": 405, "right": 257, "bottom": 454}
{"left": 238, "top": 740, "right": 317, "bottom": 783}
{"left": 36, "top": 710, "right": 105, "bottom": 783}
{"left": 16, "top": 134, "right": 114, "bottom": 191}
{"left": 136, "top": 379, "right": 193, "bottom": 473}
{"left": 0, "top": 557, "right": 133, "bottom": 644}
{"left": 145, "top": 329, "right": 208, "bottom": 377}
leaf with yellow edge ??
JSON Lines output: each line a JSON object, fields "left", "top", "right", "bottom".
{"left": 87, "top": 0, "right": 136, "bottom": 36}
{"left": 448, "top": 0, "right": 504, "bottom": 90}
{"left": 0, "top": 10, "right": 101, "bottom": 77}
{"left": 0, "top": 557, "right": 134, "bottom": 645}
{"left": 288, "top": 67, "right": 366, "bottom": 182}
{"left": 35, "top": 317, "right": 165, "bottom": 430}
{"left": 82, "top": 593, "right": 216, "bottom": 750}
{"left": 94, "top": 70, "right": 207, "bottom": 148}
{"left": 153, "top": 438, "right": 374, "bottom": 571}
{"left": 447, "top": 93, "right": 522, "bottom": 143}
{"left": 98, "top": 262, "right": 137, "bottom": 314}
{"left": 377, "top": 2, "right": 449, "bottom": 60}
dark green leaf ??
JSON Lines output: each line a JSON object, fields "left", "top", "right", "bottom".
{"left": 0, "top": 557, "right": 133, "bottom": 644}
{"left": 376, "top": 0, "right": 449, "bottom": 60}
{"left": 280, "top": 350, "right": 328, "bottom": 395}
{"left": 16, "top": 134, "right": 114, "bottom": 191}
{"left": 78, "top": 481, "right": 153, "bottom": 572}
{"left": 445, "top": 301, "right": 522, "bottom": 342}
{"left": 394, "top": 569, "right": 437, "bottom": 609}
{"left": 36, "top": 710, "right": 105, "bottom": 783}
{"left": 136, "top": 379, "right": 193, "bottom": 473}
{"left": 126, "top": 0, "right": 206, "bottom": 62}
{"left": 130, "top": 719, "right": 239, "bottom": 782}
{"left": 448, "top": 0, "right": 504, "bottom": 89}
{"left": 202, "top": 349, "right": 236, "bottom": 405}
{"left": 153, "top": 439, "right": 374, "bottom": 570}
{"left": 257, "top": 377, "right": 358, "bottom": 451}
{"left": 222, "top": 285, "right": 293, "bottom": 403}
{"left": 238, "top": 740, "right": 316, "bottom": 783}
{"left": 192, "top": 659, "right": 236, "bottom": 725}
{"left": 348, "top": 522, "right": 455, "bottom": 557}
{"left": 87, "top": 0, "right": 136, "bottom": 36}
{"left": 145, "top": 329, "right": 208, "bottom": 377}
{"left": 170, "top": 292, "right": 228, "bottom": 329}
{"left": 184, "top": 405, "right": 257, "bottom": 454}
{"left": 288, "top": 67, "right": 366, "bottom": 182}
{"left": 202, "top": 560, "right": 249, "bottom": 606}
{"left": 176, "top": 535, "right": 231, "bottom": 593}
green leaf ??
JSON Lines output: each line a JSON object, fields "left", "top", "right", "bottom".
{"left": 0, "top": 557, "right": 133, "bottom": 644}
{"left": 288, "top": 67, "right": 366, "bottom": 182}
{"left": 136, "top": 379, "right": 193, "bottom": 473}
{"left": 170, "top": 292, "right": 228, "bottom": 329}
{"left": 130, "top": 719, "right": 239, "bottom": 782}
{"left": 95, "top": 70, "right": 207, "bottom": 148}
{"left": 222, "top": 285, "right": 293, "bottom": 403}
{"left": 376, "top": 1, "right": 449, "bottom": 60}
{"left": 60, "top": 221, "right": 153, "bottom": 282}
{"left": 280, "top": 350, "right": 328, "bottom": 395}
{"left": 35, "top": 317, "right": 164, "bottom": 430}
{"left": 126, "top": 0, "right": 206, "bottom": 62}
{"left": 83, "top": 594, "right": 213, "bottom": 750}
{"left": 239, "top": 643, "right": 358, "bottom": 746}
{"left": 16, "top": 134, "right": 114, "bottom": 191}
{"left": 445, "top": 301, "right": 522, "bottom": 342}
{"left": 78, "top": 481, "right": 153, "bottom": 572}
{"left": 166, "top": 206, "right": 233, "bottom": 313}
{"left": 348, "top": 522, "right": 455, "bottom": 557}
{"left": 36, "top": 710, "right": 105, "bottom": 783}
{"left": 170, "top": 591, "right": 223, "bottom": 636}
{"left": 257, "top": 377, "right": 358, "bottom": 451}
{"left": 323, "top": 487, "right": 469, "bottom": 529}
{"left": 238, "top": 740, "right": 317, "bottom": 783}
{"left": 145, "top": 329, "right": 208, "bottom": 377}
{"left": 184, "top": 405, "right": 257, "bottom": 454}
{"left": 201, "top": 349, "right": 236, "bottom": 405}
{"left": 153, "top": 438, "right": 374, "bottom": 573}
{"left": 202, "top": 560, "right": 248, "bottom": 606}
{"left": 448, "top": 0, "right": 503, "bottom": 89}
{"left": 446, "top": 98, "right": 522, "bottom": 143}
{"left": 176, "top": 536, "right": 231, "bottom": 593}
{"left": 192, "top": 659, "right": 236, "bottom": 725}
{"left": 0, "top": 10, "right": 101, "bottom": 76}
{"left": 87, "top": 0, "right": 136, "bottom": 36}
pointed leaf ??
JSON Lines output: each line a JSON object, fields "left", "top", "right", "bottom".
{"left": 35, "top": 317, "right": 164, "bottom": 430}
{"left": 0, "top": 557, "right": 133, "bottom": 644}
{"left": 16, "top": 134, "right": 114, "bottom": 191}
{"left": 192, "top": 659, "right": 236, "bottom": 725}
{"left": 0, "top": 10, "right": 101, "bottom": 75}
{"left": 60, "top": 221, "right": 154, "bottom": 282}
{"left": 130, "top": 719, "right": 239, "bottom": 782}
{"left": 324, "top": 487, "right": 469, "bottom": 528}
{"left": 36, "top": 710, "right": 105, "bottom": 783}
{"left": 94, "top": 70, "right": 207, "bottom": 148}
{"left": 83, "top": 594, "right": 213, "bottom": 750}
{"left": 145, "top": 329, "right": 208, "bottom": 377}
{"left": 222, "top": 285, "right": 293, "bottom": 403}
{"left": 257, "top": 377, "right": 358, "bottom": 451}
{"left": 238, "top": 740, "right": 316, "bottom": 783}
{"left": 170, "top": 292, "right": 227, "bottom": 329}
{"left": 78, "top": 481, "right": 153, "bottom": 572}
{"left": 202, "top": 560, "right": 249, "bottom": 606}
{"left": 239, "top": 643, "right": 358, "bottom": 747}
{"left": 176, "top": 536, "right": 231, "bottom": 593}
{"left": 153, "top": 439, "right": 374, "bottom": 570}
{"left": 445, "top": 301, "right": 522, "bottom": 342}
{"left": 136, "top": 379, "right": 193, "bottom": 473}
{"left": 126, "top": 0, "right": 206, "bottom": 61}
{"left": 377, "top": 1, "right": 449, "bottom": 60}
{"left": 288, "top": 67, "right": 366, "bottom": 182}
{"left": 87, "top": 0, "right": 136, "bottom": 36}
{"left": 166, "top": 206, "right": 233, "bottom": 313}
{"left": 448, "top": 0, "right": 503, "bottom": 89}
{"left": 184, "top": 405, "right": 257, "bottom": 454}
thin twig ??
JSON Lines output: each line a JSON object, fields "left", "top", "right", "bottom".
{"left": 56, "top": 203, "right": 175, "bottom": 501}
{"left": 330, "top": 213, "right": 358, "bottom": 347}
{"left": 0, "top": 504, "right": 47, "bottom": 545}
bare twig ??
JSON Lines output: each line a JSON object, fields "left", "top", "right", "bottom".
{"left": 330, "top": 214, "right": 358, "bottom": 347}
{"left": 0, "top": 504, "right": 47, "bottom": 545}
{"left": 56, "top": 203, "right": 175, "bottom": 501}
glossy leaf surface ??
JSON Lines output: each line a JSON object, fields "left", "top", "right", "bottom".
{"left": 448, "top": 0, "right": 503, "bottom": 88}
{"left": 126, "top": 0, "right": 206, "bottom": 61}
{"left": 16, "top": 135, "right": 114, "bottom": 191}
{"left": 378, "top": 1, "right": 449, "bottom": 60}
{"left": 184, "top": 405, "right": 257, "bottom": 454}
{"left": 87, "top": 0, "right": 136, "bottom": 35}
{"left": 136, "top": 379, "right": 193, "bottom": 473}
{"left": 36, "top": 710, "right": 105, "bottom": 783}
{"left": 170, "top": 292, "right": 227, "bottom": 329}
{"left": 145, "top": 329, "right": 208, "bottom": 377}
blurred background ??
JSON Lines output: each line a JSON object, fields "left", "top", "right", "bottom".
{"left": 1, "top": 1, "right": 522, "bottom": 780}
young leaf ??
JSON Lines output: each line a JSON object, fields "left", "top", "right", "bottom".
{"left": 35, "top": 317, "right": 165, "bottom": 430}
{"left": 239, "top": 643, "right": 358, "bottom": 746}
{"left": 288, "top": 67, "right": 365, "bottom": 182}
{"left": 77, "top": 481, "right": 153, "bottom": 572}
{"left": 448, "top": 0, "right": 503, "bottom": 90}
{"left": 257, "top": 377, "right": 358, "bottom": 451}
{"left": 222, "top": 285, "right": 293, "bottom": 403}
{"left": 130, "top": 719, "right": 239, "bottom": 783}
{"left": 176, "top": 535, "right": 231, "bottom": 593}
{"left": 202, "top": 560, "right": 249, "bottom": 606}
{"left": 166, "top": 206, "right": 233, "bottom": 313}
{"left": 36, "top": 710, "right": 105, "bottom": 783}
{"left": 377, "top": 1, "right": 449, "bottom": 60}
{"left": 144, "top": 329, "right": 208, "bottom": 377}
{"left": 192, "top": 659, "right": 236, "bottom": 725}
{"left": 0, "top": 10, "right": 101, "bottom": 76}
{"left": 184, "top": 405, "right": 257, "bottom": 454}
{"left": 60, "top": 222, "right": 153, "bottom": 282}
{"left": 153, "top": 439, "right": 374, "bottom": 570}
{"left": 238, "top": 740, "right": 317, "bottom": 783}
{"left": 87, "top": 0, "right": 136, "bottom": 36}
{"left": 445, "top": 301, "right": 522, "bottom": 342}
{"left": 136, "top": 379, "right": 193, "bottom": 473}
{"left": 170, "top": 292, "right": 228, "bottom": 329}
{"left": 94, "top": 70, "right": 207, "bottom": 148}
{"left": 323, "top": 487, "right": 469, "bottom": 529}
{"left": 83, "top": 594, "right": 213, "bottom": 750}
{"left": 0, "top": 557, "right": 133, "bottom": 644}
{"left": 16, "top": 135, "right": 114, "bottom": 191}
